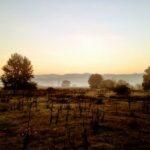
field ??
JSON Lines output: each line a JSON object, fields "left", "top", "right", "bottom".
{"left": 0, "top": 89, "right": 150, "bottom": 150}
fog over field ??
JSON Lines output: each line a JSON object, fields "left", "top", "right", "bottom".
{"left": 33, "top": 73, "right": 143, "bottom": 87}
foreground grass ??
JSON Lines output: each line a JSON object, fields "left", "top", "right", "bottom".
{"left": 0, "top": 95, "right": 150, "bottom": 150}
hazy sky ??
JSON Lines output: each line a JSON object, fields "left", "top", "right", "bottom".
{"left": 0, "top": 0, "right": 150, "bottom": 75}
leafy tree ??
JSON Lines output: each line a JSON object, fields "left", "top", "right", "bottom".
{"left": 1, "top": 53, "right": 37, "bottom": 90}
{"left": 88, "top": 74, "right": 103, "bottom": 89}
{"left": 117, "top": 80, "right": 129, "bottom": 86}
{"left": 142, "top": 66, "right": 150, "bottom": 90}
{"left": 100, "top": 79, "right": 116, "bottom": 90}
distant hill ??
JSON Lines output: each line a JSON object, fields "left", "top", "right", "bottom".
{"left": 33, "top": 73, "right": 143, "bottom": 87}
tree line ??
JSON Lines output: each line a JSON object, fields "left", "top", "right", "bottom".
{"left": 1, "top": 53, "right": 150, "bottom": 92}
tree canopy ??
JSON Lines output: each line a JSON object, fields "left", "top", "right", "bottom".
{"left": 1, "top": 53, "right": 37, "bottom": 90}
{"left": 100, "top": 79, "right": 116, "bottom": 90}
{"left": 142, "top": 66, "right": 150, "bottom": 90}
{"left": 88, "top": 74, "right": 103, "bottom": 89}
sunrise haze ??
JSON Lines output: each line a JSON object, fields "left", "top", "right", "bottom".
{"left": 0, "top": 0, "right": 150, "bottom": 75}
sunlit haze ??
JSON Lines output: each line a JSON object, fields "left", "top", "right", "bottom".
{"left": 0, "top": 0, "right": 150, "bottom": 75}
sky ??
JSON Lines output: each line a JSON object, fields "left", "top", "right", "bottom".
{"left": 0, "top": 0, "right": 150, "bottom": 75}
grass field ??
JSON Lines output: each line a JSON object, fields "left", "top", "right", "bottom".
{"left": 0, "top": 89, "right": 150, "bottom": 150}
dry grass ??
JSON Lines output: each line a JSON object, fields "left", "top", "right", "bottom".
{"left": 0, "top": 90, "right": 150, "bottom": 150}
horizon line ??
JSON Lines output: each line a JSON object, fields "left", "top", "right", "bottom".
{"left": 35, "top": 72, "right": 144, "bottom": 76}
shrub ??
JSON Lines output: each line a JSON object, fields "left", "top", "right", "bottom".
{"left": 47, "top": 87, "right": 55, "bottom": 92}
{"left": 113, "top": 84, "right": 131, "bottom": 95}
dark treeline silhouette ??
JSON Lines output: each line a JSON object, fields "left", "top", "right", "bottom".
{"left": 88, "top": 73, "right": 132, "bottom": 95}
{"left": 0, "top": 53, "right": 150, "bottom": 92}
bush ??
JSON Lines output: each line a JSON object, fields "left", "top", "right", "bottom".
{"left": 113, "top": 84, "right": 131, "bottom": 95}
{"left": 47, "top": 87, "right": 55, "bottom": 92}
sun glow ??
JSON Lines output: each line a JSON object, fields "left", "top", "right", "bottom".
{"left": 0, "top": 0, "right": 150, "bottom": 75}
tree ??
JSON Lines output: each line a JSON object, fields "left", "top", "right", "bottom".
{"left": 100, "top": 79, "right": 116, "bottom": 90}
{"left": 61, "top": 80, "right": 71, "bottom": 88}
{"left": 88, "top": 74, "right": 103, "bottom": 89}
{"left": 1, "top": 53, "right": 37, "bottom": 90}
{"left": 117, "top": 80, "right": 129, "bottom": 86}
{"left": 142, "top": 66, "right": 150, "bottom": 90}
